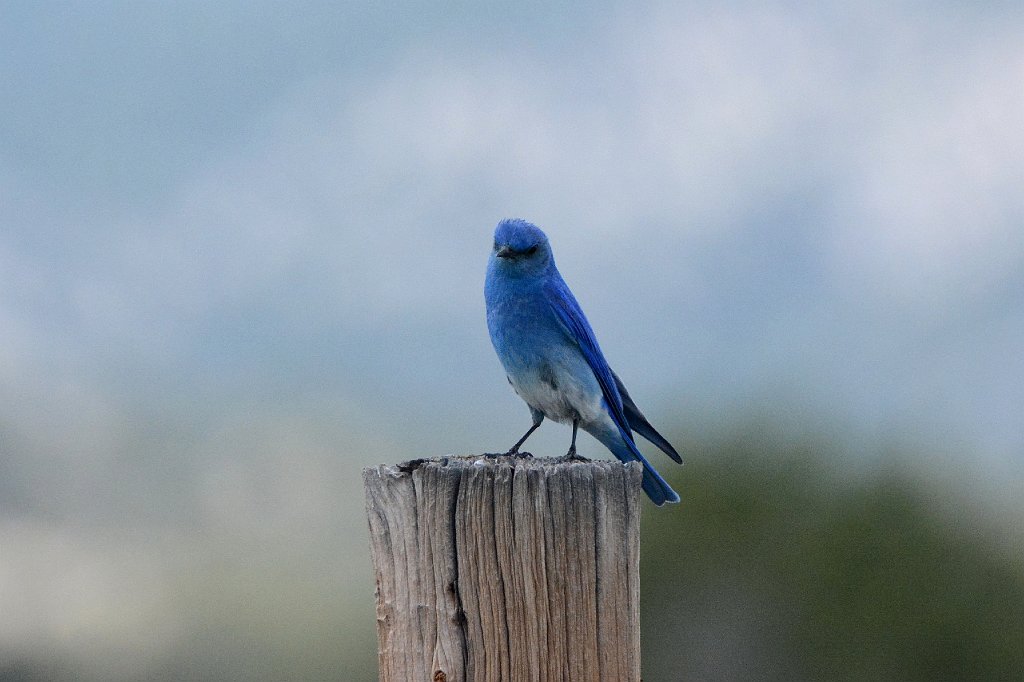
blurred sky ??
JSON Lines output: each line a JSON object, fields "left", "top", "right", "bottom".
{"left": 2, "top": 1, "right": 1023, "bottom": 678}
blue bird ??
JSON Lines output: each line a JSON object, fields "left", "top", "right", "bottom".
{"left": 485, "top": 218, "right": 681, "bottom": 505}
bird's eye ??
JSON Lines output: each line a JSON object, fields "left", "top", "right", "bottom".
{"left": 526, "top": 245, "right": 539, "bottom": 256}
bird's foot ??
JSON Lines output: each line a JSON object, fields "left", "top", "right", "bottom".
{"left": 557, "top": 447, "right": 589, "bottom": 463}
{"left": 397, "top": 458, "right": 427, "bottom": 473}
{"left": 484, "top": 449, "right": 533, "bottom": 459}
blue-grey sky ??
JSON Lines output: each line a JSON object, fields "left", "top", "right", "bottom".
{"left": 2, "top": 1, "right": 1023, "bottom": 678}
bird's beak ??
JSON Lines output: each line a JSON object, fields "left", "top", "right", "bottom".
{"left": 496, "top": 245, "right": 515, "bottom": 259}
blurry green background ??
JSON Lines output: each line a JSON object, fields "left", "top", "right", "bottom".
{"left": 2, "top": 2, "right": 1023, "bottom": 680}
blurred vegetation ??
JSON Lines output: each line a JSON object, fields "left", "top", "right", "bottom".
{"left": 642, "top": 432, "right": 1024, "bottom": 681}
{"left": 3, "top": 431, "right": 1023, "bottom": 681}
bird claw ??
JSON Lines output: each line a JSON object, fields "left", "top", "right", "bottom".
{"left": 484, "top": 450, "right": 534, "bottom": 459}
{"left": 557, "top": 448, "right": 589, "bottom": 463}
{"left": 397, "top": 458, "right": 427, "bottom": 473}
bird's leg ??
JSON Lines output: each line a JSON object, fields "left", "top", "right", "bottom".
{"left": 559, "top": 419, "right": 589, "bottom": 462}
{"left": 566, "top": 419, "right": 578, "bottom": 458}
{"left": 485, "top": 413, "right": 542, "bottom": 459}
{"left": 504, "top": 421, "right": 540, "bottom": 457}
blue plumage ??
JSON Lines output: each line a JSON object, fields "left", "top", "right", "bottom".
{"left": 485, "top": 218, "right": 681, "bottom": 505}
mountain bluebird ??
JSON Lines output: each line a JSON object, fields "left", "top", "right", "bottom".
{"left": 485, "top": 218, "right": 681, "bottom": 505}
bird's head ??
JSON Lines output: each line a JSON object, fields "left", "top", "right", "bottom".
{"left": 490, "top": 218, "right": 553, "bottom": 278}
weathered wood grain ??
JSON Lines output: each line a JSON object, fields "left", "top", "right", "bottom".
{"left": 363, "top": 457, "right": 642, "bottom": 682}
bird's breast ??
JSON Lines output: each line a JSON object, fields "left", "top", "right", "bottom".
{"left": 496, "top": 325, "right": 604, "bottom": 425}
{"left": 486, "top": 279, "right": 605, "bottom": 424}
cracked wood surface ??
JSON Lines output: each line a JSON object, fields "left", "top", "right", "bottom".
{"left": 363, "top": 456, "right": 642, "bottom": 682}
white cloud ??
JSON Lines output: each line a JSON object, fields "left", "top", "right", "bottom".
{"left": 828, "top": 20, "right": 1024, "bottom": 315}
{"left": 3, "top": 0, "right": 1022, "bottom": 459}
{"left": 1, "top": 0, "right": 1020, "bottom": 441}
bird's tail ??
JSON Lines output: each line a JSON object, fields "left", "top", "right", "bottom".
{"left": 590, "top": 425, "right": 680, "bottom": 506}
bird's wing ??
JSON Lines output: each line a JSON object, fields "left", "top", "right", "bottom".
{"left": 543, "top": 277, "right": 632, "bottom": 438}
{"left": 611, "top": 370, "right": 682, "bottom": 463}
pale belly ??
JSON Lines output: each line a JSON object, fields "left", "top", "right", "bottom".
{"left": 487, "top": 291, "right": 606, "bottom": 426}
{"left": 506, "top": 351, "right": 605, "bottom": 425}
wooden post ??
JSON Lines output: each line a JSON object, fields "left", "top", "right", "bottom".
{"left": 363, "top": 456, "right": 643, "bottom": 682}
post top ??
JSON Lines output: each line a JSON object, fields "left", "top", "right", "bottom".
{"left": 363, "top": 454, "right": 643, "bottom": 479}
